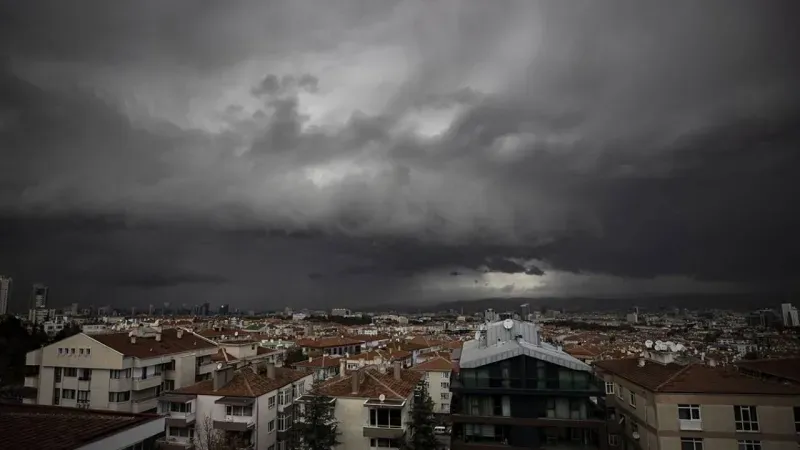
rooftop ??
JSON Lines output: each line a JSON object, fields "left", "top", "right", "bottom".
{"left": 595, "top": 358, "right": 800, "bottom": 395}
{"left": 296, "top": 336, "right": 366, "bottom": 348}
{"left": 173, "top": 366, "right": 308, "bottom": 398}
{"left": 735, "top": 358, "right": 800, "bottom": 385}
{"left": 317, "top": 365, "right": 423, "bottom": 400}
{"left": 91, "top": 328, "right": 216, "bottom": 358}
{"left": 0, "top": 403, "right": 162, "bottom": 450}
{"left": 412, "top": 355, "right": 454, "bottom": 372}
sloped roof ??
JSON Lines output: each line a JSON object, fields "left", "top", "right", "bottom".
{"left": 412, "top": 356, "right": 454, "bottom": 372}
{"left": 317, "top": 366, "right": 423, "bottom": 400}
{"left": 91, "top": 328, "right": 216, "bottom": 358}
{"left": 173, "top": 367, "right": 308, "bottom": 398}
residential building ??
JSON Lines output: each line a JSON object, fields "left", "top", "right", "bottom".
{"left": 412, "top": 355, "right": 454, "bottom": 414}
{"left": 450, "top": 318, "right": 607, "bottom": 449}
{"left": 23, "top": 326, "right": 218, "bottom": 412}
{"left": 595, "top": 349, "right": 800, "bottom": 450}
{"left": 331, "top": 308, "right": 351, "bottom": 317}
{"left": 303, "top": 361, "right": 423, "bottom": 450}
{"left": 0, "top": 275, "right": 11, "bottom": 315}
{"left": 291, "top": 355, "right": 342, "bottom": 381}
{"left": 158, "top": 362, "right": 312, "bottom": 450}
{"left": 0, "top": 402, "right": 166, "bottom": 450}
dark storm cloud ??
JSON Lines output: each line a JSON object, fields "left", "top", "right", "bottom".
{"left": 1, "top": 0, "right": 799, "bottom": 308}
{"left": 97, "top": 273, "right": 229, "bottom": 289}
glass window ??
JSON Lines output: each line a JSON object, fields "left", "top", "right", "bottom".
{"left": 678, "top": 404, "right": 701, "bottom": 420}
{"left": 738, "top": 441, "right": 760, "bottom": 450}
{"left": 734, "top": 406, "right": 759, "bottom": 432}
{"left": 681, "top": 438, "right": 703, "bottom": 450}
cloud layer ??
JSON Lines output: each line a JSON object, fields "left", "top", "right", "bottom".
{"left": 1, "top": 0, "right": 799, "bottom": 308}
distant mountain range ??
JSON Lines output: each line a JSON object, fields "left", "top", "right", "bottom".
{"left": 360, "top": 293, "right": 796, "bottom": 314}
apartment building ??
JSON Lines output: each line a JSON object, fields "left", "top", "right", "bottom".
{"left": 450, "top": 318, "right": 608, "bottom": 449}
{"left": 412, "top": 355, "right": 454, "bottom": 414}
{"left": 292, "top": 355, "right": 343, "bottom": 381}
{"left": 304, "top": 361, "right": 423, "bottom": 450}
{"left": 594, "top": 350, "right": 800, "bottom": 450}
{"left": 296, "top": 336, "right": 365, "bottom": 357}
{"left": 23, "top": 326, "right": 218, "bottom": 412}
{"left": 158, "top": 362, "right": 313, "bottom": 450}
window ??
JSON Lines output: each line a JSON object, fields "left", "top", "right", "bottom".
{"left": 226, "top": 405, "right": 253, "bottom": 416}
{"left": 442, "top": 372, "right": 450, "bottom": 379}
{"left": 111, "top": 370, "right": 122, "bottom": 379}
{"left": 681, "top": 438, "right": 703, "bottom": 450}
{"left": 268, "top": 395, "right": 276, "bottom": 409}
{"left": 371, "top": 438, "right": 402, "bottom": 448}
{"left": 79, "top": 369, "right": 92, "bottom": 381}
{"left": 164, "top": 380, "right": 175, "bottom": 391}
{"left": 605, "top": 382, "right": 615, "bottom": 395}
{"left": 369, "top": 408, "right": 402, "bottom": 428}
{"left": 79, "top": 348, "right": 84, "bottom": 355}
{"left": 268, "top": 419, "right": 275, "bottom": 432}
{"left": 441, "top": 393, "right": 449, "bottom": 400}
{"left": 109, "top": 391, "right": 130, "bottom": 402}
{"left": 734, "top": 406, "right": 759, "bottom": 432}
{"left": 609, "top": 435, "right": 619, "bottom": 447}
{"left": 794, "top": 406, "right": 800, "bottom": 433}
{"left": 615, "top": 383, "right": 623, "bottom": 399}
{"left": 86, "top": 348, "right": 91, "bottom": 356}
{"left": 629, "top": 391, "right": 636, "bottom": 408}
{"left": 58, "top": 348, "right": 63, "bottom": 355}
{"left": 169, "top": 402, "right": 191, "bottom": 413}
{"left": 62, "top": 389, "right": 76, "bottom": 399}
{"left": 64, "top": 368, "right": 77, "bottom": 377}
{"left": 441, "top": 382, "right": 450, "bottom": 389}
{"left": 678, "top": 404, "right": 701, "bottom": 420}
{"left": 169, "top": 427, "right": 194, "bottom": 438}
{"left": 738, "top": 441, "right": 761, "bottom": 450}
{"left": 55, "top": 367, "right": 62, "bottom": 382}
{"left": 278, "top": 413, "right": 290, "bottom": 431}
{"left": 77, "top": 390, "right": 90, "bottom": 403}
{"left": 298, "top": 383, "right": 305, "bottom": 395}
{"left": 70, "top": 348, "right": 75, "bottom": 355}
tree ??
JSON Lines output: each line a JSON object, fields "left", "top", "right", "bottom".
{"left": 284, "top": 347, "right": 306, "bottom": 365}
{"left": 293, "top": 380, "right": 341, "bottom": 450}
{"left": 403, "top": 380, "right": 440, "bottom": 450}
{"left": 0, "top": 316, "right": 48, "bottom": 387}
{"left": 193, "top": 416, "right": 250, "bottom": 450}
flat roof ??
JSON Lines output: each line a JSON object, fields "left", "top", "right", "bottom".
{"left": 0, "top": 403, "right": 163, "bottom": 450}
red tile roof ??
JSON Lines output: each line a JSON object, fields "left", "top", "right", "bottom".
{"left": 0, "top": 403, "right": 161, "bottom": 450}
{"left": 595, "top": 358, "right": 800, "bottom": 395}
{"left": 735, "top": 358, "right": 800, "bottom": 384}
{"left": 317, "top": 366, "right": 423, "bottom": 399}
{"left": 412, "top": 356, "right": 454, "bottom": 372}
{"left": 174, "top": 367, "right": 308, "bottom": 397}
{"left": 91, "top": 328, "right": 217, "bottom": 358}
{"left": 293, "top": 356, "right": 342, "bottom": 368}
{"left": 296, "top": 336, "right": 365, "bottom": 348}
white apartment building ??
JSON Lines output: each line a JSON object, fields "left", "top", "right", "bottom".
{"left": 305, "top": 361, "right": 423, "bottom": 450}
{"left": 24, "top": 326, "right": 219, "bottom": 412}
{"left": 158, "top": 363, "right": 313, "bottom": 450}
{"left": 412, "top": 355, "right": 453, "bottom": 414}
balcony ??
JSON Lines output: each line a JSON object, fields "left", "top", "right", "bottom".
{"left": 156, "top": 437, "right": 195, "bottom": 450}
{"left": 109, "top": 377, "right": 132, "bottom": 392}
{"left": 107, "top": 401, "right": 132, "bottom": 412}
{"left": 165, "top": 411, "right": 196, "bottom": 427}
{"left": 24, "top": 376, "right": 39, "bottom": 388}
{"left": 132, "top": 375, "right": 162, "bottom": 391}
{"left": 363, "top": 423, "right": 406, "bottom": 439}
{"left": 197, "top": 362, "right": 216, "bottom": 375}
{"left": 132, "top": 395, "right": 159, "bottom": 413}
{"left": 679, "top": 419, "right": 702, "bottom": 431}
{"left": 213, "top": 415, "right": 255, "bottom": 432}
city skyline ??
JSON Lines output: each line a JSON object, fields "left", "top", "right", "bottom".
{"left": 1, "top": 1, "right": 799, "bottom": 309}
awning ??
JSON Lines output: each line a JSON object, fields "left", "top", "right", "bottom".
{"left": 215, "top": 397, "right": 255, "bottom": 406}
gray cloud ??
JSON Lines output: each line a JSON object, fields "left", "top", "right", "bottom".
{"left": 1, "top": 0, "right": 799, "bottom": 308}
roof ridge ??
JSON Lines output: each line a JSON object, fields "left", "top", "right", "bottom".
{"left": 654, "top": 362, "right": 696, "bottom": 392}
{"left": 364, "top": 369, "right": 405, "bottom": 400}
{"left": 241, "top": 370, "right": 255, "bottom": 397}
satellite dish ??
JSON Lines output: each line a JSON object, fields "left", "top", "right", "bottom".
{"left": 235, "top": 331, "right": 239, "bottom": 337}
{"left": 216, "top": 362, "right": 223, "bottom": 370}
{"left": 379, "top": 394, "right": 386, "bottom": 402}
{"left": 503, "top": 319, "right": 514, "bottom": 330}
{"left": 675, "top": 343, "right": 685, "bottom": 352}
{"left": 644, "top": 340, "right": 653, "bottom": 349}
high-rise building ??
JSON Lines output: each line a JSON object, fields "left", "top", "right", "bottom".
{"left": 520, "top": 303, "right": 530, "bottom": 321}
{"left": 0, "top": 275, "right": 11, "bottom": 315}
{"left": 219, "top": 304, "right": 229, "bottom": 315}
{"left": 451, "top": 318, "right": 606, "bottom": 448}
{"left": 780, "top": 303, "right": 799, "bottom": 327}
{"left": 30, "top": 284, "right": 49, "bottom": 309}
{"left": 200, "top": 302, "right": 210, "bottom": 316}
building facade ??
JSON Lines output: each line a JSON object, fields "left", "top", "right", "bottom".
{"left": 595, "top": 351, "right": 800, "bottom": 450}
{"left": 450, "top": 318, "right": 608, "bottom": 449}
{"left": 0, "top": 275, "right": 11, "bottom": 315}
{"left": 412, "top": 355, "right": 454, "bottom": 414}
{"left": 24, "top": 327, "right": 219, "bottom": 412}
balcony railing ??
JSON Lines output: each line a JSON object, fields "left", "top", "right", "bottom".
{"left": 132, "top": 375, "right": 162, "bottom": 391}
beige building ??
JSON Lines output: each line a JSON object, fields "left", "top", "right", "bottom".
{"left": 594, "top": 350, "right": 800, "bottom": 450}
{"left": 412, "top": 355, "right": 453, "bottom": 414}
{"left": 24, "top": 326, "right": 219, "bottom": 412}
{"left": 306, "top": 361, "right": 423, "bottom": 450}
{"left": 158, "top": 362, "right": 313, "bottom": 450}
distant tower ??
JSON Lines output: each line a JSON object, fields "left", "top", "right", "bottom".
{"left": 30, "top": 283, "right": 49, "bottom": 309}
{"left": 520, "top": 303, "right": 530, "bottom": 321}
{"left": 0, "top": 276, "right": 11, "bottom": 315}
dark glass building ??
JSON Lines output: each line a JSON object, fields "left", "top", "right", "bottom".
{"left": 451, "top": 318, "right": 608, "bottom": 450}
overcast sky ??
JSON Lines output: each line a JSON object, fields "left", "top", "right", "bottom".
{"left": 1, "top": 0, "right": 799, "bottom": 311}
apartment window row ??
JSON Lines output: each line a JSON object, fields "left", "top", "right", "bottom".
{"left": 110, "top": 369, "right": 132, "bottom": 379}
{"left": 226, "top": 405, "right": 253, "bottom": 417}
{"left": 109, "top": 391, "right": 131, "bottom": 403}
{"left": 169, "top": 427, "right": 194, "bottom": 439}
{"left": 169, "top": 401, "right": 191, "bottom": 413}
{"left": 369, "top": 408, "right": 402, "bottom": 428}
{"left": 738, "top": 440, "right": 761, "bottom": 450}
{"left": 57, "top": 347, "right": 91, "bottom": 357}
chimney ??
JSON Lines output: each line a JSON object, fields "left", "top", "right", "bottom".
{"left": 339, "top": 358, "right": 347, "bottom": 378}
{"left": 393, "top": 361, "right": 401, "bottom": 381}
{"left": 213, "top": 365, "right": 234, "bottom": 391}
{"left": 130, "top": 336, "right": 137, "bottom": 344}
{"left": 177, "top": 329, "right": 184, "bottom": 339}
{"left": 266, "top": 362, "right": 276, "bottom": 379}
{"left": 156, "top": 333, "right": 162, "bottom": 342}
{"left": 351, "top": 369, "right": 360, "bottom": 395}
